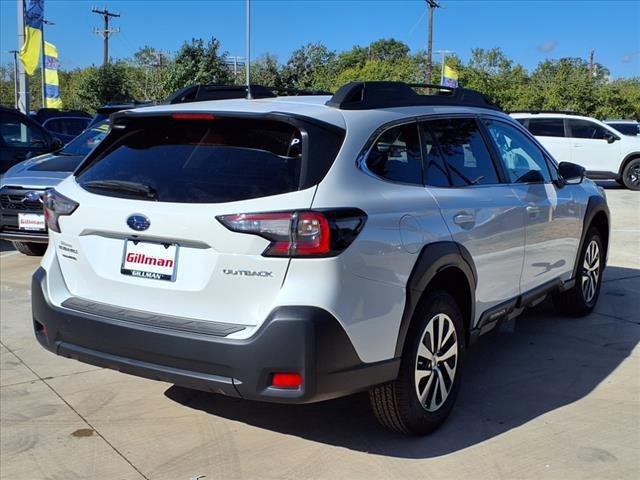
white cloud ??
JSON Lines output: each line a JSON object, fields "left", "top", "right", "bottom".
{"left": 538, "top": 41, "right": 557, "bottom": 53}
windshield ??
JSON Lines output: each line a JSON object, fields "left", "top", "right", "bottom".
{"left": 62, "top": 120, "right": 110, "bottom": 156}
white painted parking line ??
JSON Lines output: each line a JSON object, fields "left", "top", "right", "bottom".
{"left": 0, "top": 251, "right": 19, "bottom": 258}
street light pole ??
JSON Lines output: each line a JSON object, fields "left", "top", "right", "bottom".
{"left": 10, "top": 50, "right": 19, "bottom": 109}
{"left": 245, "top": 0, "right": 252, "bottom": 99}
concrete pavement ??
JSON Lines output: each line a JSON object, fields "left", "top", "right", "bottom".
{"left": 1, "top": 183, "right": 639, "bottom": 480}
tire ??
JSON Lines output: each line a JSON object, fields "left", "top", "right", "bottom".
{"left": 12, "top": 241, "right": 47, "bottom": 256}
{"left": 552, "top": 227, "right": 603, "bottom": 317}
{"left": 621, "top": 157, "right": 640, "bottom": 190}
{"left": 369, "top": 290, "right": 466, "bottom": 435}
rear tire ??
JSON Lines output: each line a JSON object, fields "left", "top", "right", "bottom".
{"left": 621, "top": 158, "right": 640, "bottom": 190}
{"left": 369, "top": 291, "right": 465, "bottom": 435}
{"left": 552, "top": 227, "right": 603, "bottom": 317}
{"left": 12, "top": 241, "right": 47, "bottom": 256}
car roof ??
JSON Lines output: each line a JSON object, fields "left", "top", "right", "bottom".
{"left": 510, "top": 112, "right": 602, "bottom": 122}
{"left": 123, "top": 94, "right": 511, "bottom": 131}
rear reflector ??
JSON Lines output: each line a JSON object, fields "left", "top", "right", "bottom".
{"left": 171, "top": 113, "right": 216, "bottom": 121}
{"left": 271, "top": 373, "right": 302, "bottom": 388}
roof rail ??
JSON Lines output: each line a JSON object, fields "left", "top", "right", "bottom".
{"left": 325, "top": 81, "right": 500, "bottom": 111}
{"left": 509, "top": 110, "right": 583, "bottom": 116}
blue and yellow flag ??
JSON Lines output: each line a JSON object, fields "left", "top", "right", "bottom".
{"left": 19, "top": 0, "right": 44, "bottom": 75}
{"left": 44, "top": 42, "right": 62, "bottom": 108}
{"left": 442, "top": 65, "right": 459, "bottom": 88}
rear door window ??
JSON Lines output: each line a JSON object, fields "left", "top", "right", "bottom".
{"left": 528, "top": 118, "right": 565, "bottom": 137}
{"left": 568, "top": 119, "right": 610, "bottom": 139}
{"left": 423, "top": 118, "right": 499, "bottom": 187}
{"left": 76, "top": 116, "right": 342, "bottom": 203}
{"left": 366, "top": 123, "right": 422, "bottom": 184}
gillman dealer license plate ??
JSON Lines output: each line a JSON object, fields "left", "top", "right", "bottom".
{"left": 121, "top": 239, "right": 179, "bottom": 281}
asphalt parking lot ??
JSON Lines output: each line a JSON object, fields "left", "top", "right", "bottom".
{"left": 1, "top": 182, "right": 638, "bottom": 480}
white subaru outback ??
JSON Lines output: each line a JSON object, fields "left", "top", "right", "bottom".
{"left": 511, "top": 111, "right": 640, "bottom": 190}
{"left": 33, "top": 82, "right": 610, "bottom": 435}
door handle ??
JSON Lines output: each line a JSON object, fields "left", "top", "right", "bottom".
{"left": 453, "top": 212, "right": 475, "bottom": 226}
{"left": 526, "top": 204, "right": 541, "bottom": 216}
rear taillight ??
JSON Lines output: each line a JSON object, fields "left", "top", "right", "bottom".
{"left": 43, "top": 189, "right": 78, "bottom": 233}
{"left": 217, "top": 209, "right": 366, "bottom": 258}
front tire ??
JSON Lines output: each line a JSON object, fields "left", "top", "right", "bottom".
{"left": 553, "top": 227, "right": 603, "bottom": 316}
{"left": 12, "top": 241, "right": 47, "bottom": 256}
{"left": 621, "top": 158, "right": 640, "bottom": 190}
{"left": 369, "top": 291, "right": 465, "bottom": 435}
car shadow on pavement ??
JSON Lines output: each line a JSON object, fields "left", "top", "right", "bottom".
{"left": 165, "top": 265, "right": 639, "bottom": 459}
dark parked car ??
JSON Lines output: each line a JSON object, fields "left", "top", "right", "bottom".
{"left": 30, "top": 108, "right": 92, "bottom": 144}
{"left": 1, "top": 107, "right": 62, "bottom": 174}
{"left": 0, "top": 120, "right": 110, "bottom": 255}
{"left": 88, "top": 101, "right": 153, "bottom": 127}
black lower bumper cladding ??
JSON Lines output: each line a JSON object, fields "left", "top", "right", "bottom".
{"left": 32, "top": 268, "right": 399, "bottom": 403}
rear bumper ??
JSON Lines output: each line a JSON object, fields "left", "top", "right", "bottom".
{"left": 32, "top": 267, "right": 399, "bottom": 403}
{"left": 0, "top": 230, "right": 48, "bottom": 243}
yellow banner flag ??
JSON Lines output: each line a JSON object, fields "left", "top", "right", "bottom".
{"left": 19, "top": 0, "right": 44, "bottom": 76}
{"left": 44, "top": 41, "right": 62, "bottom": 108}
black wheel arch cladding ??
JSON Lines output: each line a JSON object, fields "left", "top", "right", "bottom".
{"left": 395, "top": 241, "right": 477, "bottom": 357}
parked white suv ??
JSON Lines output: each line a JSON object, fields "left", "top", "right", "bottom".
{"left": 33, "top": 82, "right": 610, "bottom": 435}
{"left": 511, "top": 112, "right": 640, "bottom": 190}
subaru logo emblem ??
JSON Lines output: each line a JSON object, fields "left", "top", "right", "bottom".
{"left": 127, "top": 214, "right": 150, "bottom": 232}
{"left": 24, "top": 191, "right": 43, "bottom": 203}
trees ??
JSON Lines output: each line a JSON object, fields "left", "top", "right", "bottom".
{"left": 0, "top": 37, "right": 637, "bottom": 120}
{"left": 281, "top": 42, "right": 337, "bottom": 91}
{"left": 162, "top": 38, "right": 232, "bottom": 95}
{"left": 74, "top": 62, "right": 136, "bottom": 113}
{"left": 249, "top": 54, "right": 283, "bottom": 90}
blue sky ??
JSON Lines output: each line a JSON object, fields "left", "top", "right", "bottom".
{"left": 1, "top": 0, "right": 639, "bottom": 78}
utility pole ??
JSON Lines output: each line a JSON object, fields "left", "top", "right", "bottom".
{"left": 588, "top": 49, "right": 595, "bottom": 79}
{"left": 10, "top": 50, "right": 19, "bottom": 109}
{"left": 16, "top": 0, "right": 29, "bottom": 113}
{"left": 92, "top": 7, "right": 120, "bottom": 66}
{"left": 425, "top": 0, "right": 440, "bottom": 85}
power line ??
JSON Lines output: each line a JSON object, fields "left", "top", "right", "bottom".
{"left": 91, "top": 7, "right": 120, "bottom": 66}
{"left": 425, "top": 0, "right": 440, "bottom": 84}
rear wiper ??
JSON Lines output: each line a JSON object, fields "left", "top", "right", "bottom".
{"left": 82, "top": 180, "right": 157, "bottom": 200}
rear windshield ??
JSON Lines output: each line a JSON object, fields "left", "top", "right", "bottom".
{"left": 608, "top": 123, "right": 639, "bottom": 136}
{"left": 76, "top": 116, "right": 343, "bottom": 203}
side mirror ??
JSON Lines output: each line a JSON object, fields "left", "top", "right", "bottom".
{"left": 558, "top": 161, "right": 585, "bottom": 186}
{"left": 604, "top": 132, "right": 617, "bottom": 144}
{"left": 51, "top": 137, "right": 64, "bottom": 151}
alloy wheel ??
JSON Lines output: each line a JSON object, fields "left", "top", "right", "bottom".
{"left": 414, "top": 313, "right": 458, "bottom": 412}
{"left": 582, "top": 239, "right": 600, "bottom": 304}
{"left": 627, "top": 163, "right": 640, "bottom": 188}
